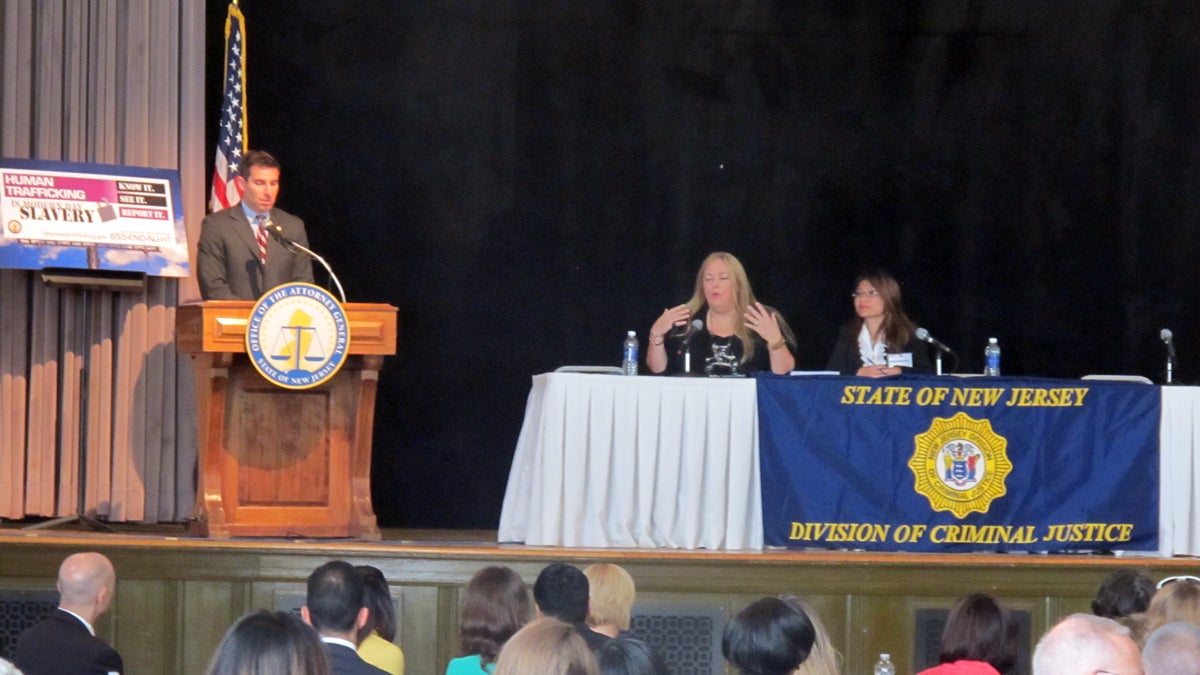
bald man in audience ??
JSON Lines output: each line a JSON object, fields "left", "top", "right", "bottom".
{"left": 14, "top": 551, "right": 123, "bottom": 675}
{"left": 1142, "top": 621, "right": 1200, "bottom": 675}
{"left": 1032, "top": 613, "right": 1142, "bottom": 675}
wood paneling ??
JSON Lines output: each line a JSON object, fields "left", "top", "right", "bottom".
{"left": 2, "top": 533, "right": 1198, "bottom": 674}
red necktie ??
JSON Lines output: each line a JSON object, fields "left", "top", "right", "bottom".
{"left": 255, "top": 215, "right": 268, "bottom": 265}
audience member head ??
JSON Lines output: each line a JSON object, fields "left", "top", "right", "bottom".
{"left": 595, "top": 636, "right": 669, "bottom": 675}
{"left": 534, "top": 563, "right": 591, "bottom": 624}
{"left": 1142, "top": 621, "right": 1200, "bottom": 675}
{"left": 938, "top": 593, "right": 1019, "bottom": 675}
{"left": 786, "top": 596, "right": 841, "bottom": 675}
{"left": 354, "top": 565, "right": 396, "bottom": 643}
{"left": 494, "top": 617, "right": 600, "bottom": 675}
{"left": 1146, "top": 576, "right": 1200, "bottom": 633}
{"left": 584, "top": 563, "right": 636, "bottom": 637}
{"left": 723, "top": 596, "right": 816, "bottom": 675}
{"left": 302, "top": 560, "right": 368, "bottom": 641}
{"left": 1092, "top": 570, "right": 1156, "bottom": 619}
{"left": 56, "top": 552, "right": 117, "bottom": 623}
{"left": 206, "top": 610, "right": 332, "bottom": 675}
{"left": 460, "top": 566, "right": 532, "bottom": 667}
{"left": 1032, "top": 613, "right": 1142, "bottom": 675}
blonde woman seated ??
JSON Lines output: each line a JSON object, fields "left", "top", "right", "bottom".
{"left": 1145, "top": 575, "right": 1200, "bottom": 637}
{"left": 584, "top": 563, "right": 636, "bottom": 639}
{"left": 494, "top": 617, "right": 599, "bottom": 675}
{"left": 647, "top": 252, "right": 796, "bottom": 376}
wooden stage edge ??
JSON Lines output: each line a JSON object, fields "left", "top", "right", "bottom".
{"left": 1, "top": 524, "right": 1197, "bottom": 569}
{"left": 4, "top": 523, "right": 1200, "bottom": 674}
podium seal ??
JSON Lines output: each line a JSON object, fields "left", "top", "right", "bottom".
{"left": 245, "top": 282, "right": 351, "bottom": 390}
{"left": 909, "top": 412, "right": 1013, "bottom": 518}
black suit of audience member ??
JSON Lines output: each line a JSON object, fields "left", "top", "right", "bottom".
{"left": 15, "top": 608, "right": 123, "bottom": 675}
{"left": 326, "top": 641, "right": 389, "bottom": 675}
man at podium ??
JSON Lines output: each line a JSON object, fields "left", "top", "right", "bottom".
{"left": 197, "top": 150, "right": 314, "bottom": 300}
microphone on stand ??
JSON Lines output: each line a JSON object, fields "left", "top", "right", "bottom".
{"left": 915, "top": 327, "right": 953, "bottom": 353}
{"left": 264, "top": 219, "right": 347, "bottom": 303}
{"left": 681, "top": 318, "right": 704, "bottom": 375}
{"left": 1161, "top": 328, "right": 1176, "bottom": 384}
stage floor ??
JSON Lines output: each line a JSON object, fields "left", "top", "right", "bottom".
{"left": 0, "top": 518, "right": 1194, "bottom": 566}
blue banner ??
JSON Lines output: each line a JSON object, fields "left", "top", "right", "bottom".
{"left": 756, "top": 376, "right": 1160, "bottom": 552}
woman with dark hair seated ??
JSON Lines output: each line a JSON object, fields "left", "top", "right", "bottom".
{"left": 446, "top": 566, "right": 532, "bottom": 675}
{"left": 355, "top": 565, "right": 405, "bottom": 675}
{"left": 722, "top": 596, "right": 816, "bottom": 675}
{"left": 206, "top": 610, "right": 331, "bottom": 675}
{"left": 916, "top": 593, "right": 1019, "bottom": 675}
{"left": 826, "top": 269, "right": 932, "bottom": 377}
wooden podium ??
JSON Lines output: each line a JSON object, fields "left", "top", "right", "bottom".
{"left": 176, "top": 301, "right": 397, "bottom": 539}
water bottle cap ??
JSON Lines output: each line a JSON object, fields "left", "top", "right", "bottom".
{"left": 988, "top": 337, "right": 998, "bottom": 343}
{"left": 627, "top": 330, "right": 636, "bottom": 337}
{"left": 880, "top": 653, "right": 890, "bottom": 659}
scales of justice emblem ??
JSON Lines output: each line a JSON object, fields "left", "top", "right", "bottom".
{"left": 246, "top": 283, "right": 350, "bottom": 390}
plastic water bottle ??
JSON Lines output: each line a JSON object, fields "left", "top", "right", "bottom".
{"left": 873, "top": 653, "right": 895, "bottom": 675}
{"left": 623, "top": 331, "right": 639, "bottom": 376}
{"left": 984, "top": 337, "right": 1001, "bottom": 376}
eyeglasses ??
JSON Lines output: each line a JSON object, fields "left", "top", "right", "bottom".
{"left": 851, "top": 290, "right": 880, "bottom": 299}
{"left": 1156, "top": 575, "right": 1200, "bottom": 589}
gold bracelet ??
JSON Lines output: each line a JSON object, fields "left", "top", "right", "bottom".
{"left": 768, "top": 337, "right": 787, "bottom": 351}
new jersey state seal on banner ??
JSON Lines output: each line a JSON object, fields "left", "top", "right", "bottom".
{"left": 246, "top": 283, "right": 350, "bottom": 390}
{"left": 909, "top": 412, "right": 1013, "bottom": 518}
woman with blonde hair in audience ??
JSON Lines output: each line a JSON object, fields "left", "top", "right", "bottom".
{"left": 493, "top": 617, "right": 599, "bottom": 675}
{"left": 206, "top": 610, "right": 332, "bottom": 675}
{"left": 446, "top": 566, "right": 532, "bottom": 675}
{"left": 1145, "top": 576, "right": 1200, "bottom": 635}
{"left": 584, "top": 563, "right": 636, "bottom": 639}
{"left": 355, "top": 565, "right": 405, "bottom": 675}
{"left": 787, "top": 596, "right": 841, "bottom": 675}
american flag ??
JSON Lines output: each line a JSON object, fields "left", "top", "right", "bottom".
{"left": 209, "top": 2, "right": 247, "bottom": 213}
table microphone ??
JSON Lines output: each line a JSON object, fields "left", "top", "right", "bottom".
{"left": 1162, "top": 328, "right": 1176, "bottom": 384}
{"left": 915, "top": 327, "right": 952, "bottom": 353}
{"left": 681, "top": 319, "right": 703, "bottom": 374}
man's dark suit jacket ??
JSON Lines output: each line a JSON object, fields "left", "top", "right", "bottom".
{"left": 197, "top": 204, "right": 315, "bottom": 300}
{"left": 13, "top": 608, "right": 124, "bottom": 675}
{"left": 325, "top": 641, "right": 389, "bottom": 675}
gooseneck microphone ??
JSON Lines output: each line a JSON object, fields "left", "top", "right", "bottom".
{"left": 915, "top": 327, "right": 953, "bottom": 354}
{"left": 1161, "top": 328, "right": 1175, "bottom": 384}
{"left": 264, "top": 219, "right": 347, "bottom": 303}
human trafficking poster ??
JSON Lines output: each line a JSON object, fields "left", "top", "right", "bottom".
{"left": 1, "top": 157, "right": 188, "bottom": 276}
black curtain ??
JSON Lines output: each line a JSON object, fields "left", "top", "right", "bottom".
{"left": 205, "top": 1, "right": 1200, "bottom": 528}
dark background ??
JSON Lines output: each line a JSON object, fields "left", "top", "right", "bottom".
{"left": 206, "top": 1, "right": 1200, "bottom": 529}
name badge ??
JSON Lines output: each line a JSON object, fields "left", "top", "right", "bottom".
{"left": 888, "top": 352, "right": 913, "bottom": 368}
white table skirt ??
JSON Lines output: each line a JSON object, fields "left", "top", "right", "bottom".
{"left": 1160, "top": 387, "right": 1200, "bottom": 556}
{"left": 501, "top": 373, "right": 1200, "bottom": 555}
{"left": 497, "top": 373, "right": 761, "bottom": 550}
